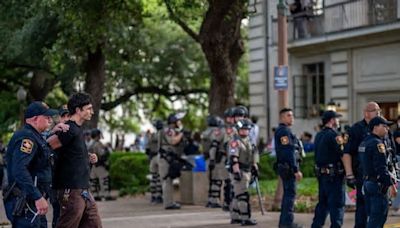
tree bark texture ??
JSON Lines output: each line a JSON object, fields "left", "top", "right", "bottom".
{"left": 84, "top": 44, "right": 106, "bottom": 129}
{"left": 165, "top": 0, "right": 246, "bottom": 117}
{"left": 199, "top": 0, "right": 246, "bottom": 116}
{"left": 29, "top": 70, "right": 56, "bottom": 101}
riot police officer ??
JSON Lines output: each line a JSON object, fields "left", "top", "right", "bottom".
{"left": 228, "top": 119, "right": 259, "bottom": 226}
{"left": 146, "top": 120, "right": 163, "bottom": 204}
{"left": 159, "top": 113, "right": 185, "bottom": 209}
{"left": 222, "top": 107, "right": 237, "bottom": 211}
{"left": 342, "top": 102, "right": 381, "bottom": 227}
{"left": 359, "top": 116, "right": 397, "bottom": 227}
{"left": 311, "top": 111, "right": 345, "bottom": 228}
{"left": 202, "top": 115, "right": 225, "bottom": 208}
{"left": 3, "top": 101, "right": 58, "bottom": 227}
{"left": 89, "top": 129, "right": 112, "bottom": 201}
{"left": 275, "top": 108, "right": 303, "bottom": 228}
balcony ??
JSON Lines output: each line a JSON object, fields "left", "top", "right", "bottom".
{"left": 271, "top": 0, "right": 400, "bottom": 44}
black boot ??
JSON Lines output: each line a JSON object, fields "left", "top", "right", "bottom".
{"left": 241, "top": 219, "right": 257, "bottom": 226}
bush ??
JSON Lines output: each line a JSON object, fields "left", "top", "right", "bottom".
{"left": 109, "top": 152, "right": 149, "bottom": 195}
{"left": 259, "top": 153, "right": 315, "bottom": 180}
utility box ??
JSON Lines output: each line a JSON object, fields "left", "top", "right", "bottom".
{"left": 179, "top": 155, "right": 208, "bottom": 205}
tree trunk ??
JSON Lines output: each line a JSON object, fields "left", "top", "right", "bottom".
{"left": 199, "top": 0, "right": 246, "bottom": 116}
{"left": 84, "top": 44, "right": 106, "bottom": 129}
{"left": 29, "top": 70, "right": 56, "bottom": 101}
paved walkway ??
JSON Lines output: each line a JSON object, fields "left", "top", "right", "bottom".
{"left": 0, "top": 195, "right": 399, "bottom": 227}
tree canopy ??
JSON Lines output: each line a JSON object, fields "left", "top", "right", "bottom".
{"left": 0, "top": 0, "right": 249, "bottom": 139}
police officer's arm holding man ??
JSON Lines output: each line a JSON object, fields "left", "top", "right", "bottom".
{"left": 4, "top": 102, "right": 59, "bottom": 226}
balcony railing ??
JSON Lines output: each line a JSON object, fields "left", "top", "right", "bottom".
{"left": 271, "top": 0, "right": 400, "bottom": 44}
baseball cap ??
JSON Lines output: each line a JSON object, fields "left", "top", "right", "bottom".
{"left": 321, "top": 110, "right": 342, "bottom": 123}
{"left": 58, "top": 105, "right": 69, "bottom": 116}
{"left": 368, "top": 116, "right": 394, "bottom": 130}
{"left": 24, "top": 101, "right": 58, "bottom": 119}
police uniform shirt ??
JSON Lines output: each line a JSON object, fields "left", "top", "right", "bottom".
{"left": 161, "top": 127, "right": 181, "bottom": 155}
{"left": 343, "top": 120, "right": 369, "bottom": 159}
{"left": 6, "top": 124, "right": 52, "bottom": 200}
{"left": 209, "top": 127, "right": 225, "bottom": 160}
{"left": 359, "top": 134, "right": 393, "bottom": 187}
{"left": 146, "top": 132, "right": 160, "bottom": 155}
{"left": 314, "top": 127, "right": 344, "bottom": 167}
{"left": 275, "top": 123, "right": 299, "bottom": 173}
{"left": 223, "top": 124, "right": 237, "bottom": 151}
{"left": 53, "top": 120, "right": 90, "bottom": 189}
{"left": 228, "top": 135, "right": 257, "bottom": 168}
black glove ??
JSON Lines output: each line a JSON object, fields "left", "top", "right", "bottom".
{"left": 346, "top": 175, "right": 356, "bottom": 189}
{"left": 251, "top": 166, "right": 259, "bottom": 178}
{"left": 208, "top": 160, "right": 215, "bottom": 171}
{"left": 233, "top": 172, "right": 242, "bottom": 181}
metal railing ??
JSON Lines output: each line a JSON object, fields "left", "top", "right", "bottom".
{"left": 271, "top": 0, "right": 400, "bottom": 44}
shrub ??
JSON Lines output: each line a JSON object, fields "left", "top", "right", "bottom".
{"left": 259, "top": 153, "right": 315, "bottom": 180}
{"left": 109, "top": 152, "right": 149, "bottom": 195}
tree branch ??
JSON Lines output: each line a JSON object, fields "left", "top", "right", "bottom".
{"left": 1, "top": 61, "right": 57, "bottom": 76}
{"left": 163, "top": 0, "right": 201, "bottom": 43}
{"left": 101, "top": 86, "right": 208, "bottom": 111}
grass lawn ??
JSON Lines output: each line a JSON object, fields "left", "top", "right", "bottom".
{"left": 249, "top": 177, "right": 319, "bottom": 212}
{"left": 252, "top": 177, "right": 319, "bottom": 196}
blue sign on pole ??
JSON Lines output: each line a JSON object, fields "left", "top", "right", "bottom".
{"left": 274, "top": 65, "right": 288, "bottom": 90}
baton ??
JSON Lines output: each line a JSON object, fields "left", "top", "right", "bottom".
{"left": 254, "top": 177, "right": 266, "bottom": 215}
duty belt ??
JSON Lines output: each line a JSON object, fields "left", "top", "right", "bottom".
{"left": 239, "top": 163, "right": 250, "bottom": 172}
{"left": 315, "top": 163, "right": 344, "bottom": 176}
{"left": 364, "top": 175, "right": 378, "bottom": 182}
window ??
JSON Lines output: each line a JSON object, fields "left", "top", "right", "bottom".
{"left": 293, "top": 62, "right": 325, "bottom": 118}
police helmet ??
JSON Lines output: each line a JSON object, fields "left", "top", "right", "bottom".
{"left": 154, "top": 120, "right": 164, "bottom": 130}
{"left": 167, "top": 112, "right": 185, "bottom": 124}
{"left": 233, "top": 105, "right": 249, "bottom": 117}
{"left": 91, "top": 128, "right": 102, "bottom": 138}
{"left": 236, "top": 119, "right": 252, "bottom": 130}
{"left": 206, "top": 115, "right": 224, "bottom": 127}
{"left": 223, "top": 107, "right": 236, "bottom": 118}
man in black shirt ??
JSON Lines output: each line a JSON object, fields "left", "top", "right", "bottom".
{"left": 48, "top": 92, "right": 102, "bottom": 228}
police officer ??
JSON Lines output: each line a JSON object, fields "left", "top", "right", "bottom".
{"left": 222, "top": 107, "right": 237, "bottom": 211}
{"left": 228, "top": 119, "right": 258, "bottom": 226}
{"left": 89, "top": 128, "right": 112, "bottom": 201}
{"left": 3, "top": 101, "right": 58, "bottom": 227}
{"left": 202, "top": 115, "right": 225, "bottom": 208}
{"left": 311, "top": 111, "right": 345, "bottom": 228}
{"left": 359, "top": 116, "right": 397, "bottom": 227}
{"left": 159, "top": 113, "right": 185, "bottom": 209}
{"left": 275, "top": 108, "right": 303, "bottom": 228}
{"left": 146, "top": 120, "right": 163, "bottom": 204}
{"left": 342, "top": 102, "right": 381, "bottom": 228}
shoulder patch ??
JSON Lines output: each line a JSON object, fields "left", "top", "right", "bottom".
{"left": 377, "top": 143, "right": 386, "bottom": 154}
{"left": 336, "top": 136, "right": 344, "bottom": 145}
{"left": 167, "top": 129, "right": 173, "bottom": 136}
{"left": 214, "top": 129, "right": 221, "bottom": 136}
{"left": 280, "top": 136, "right": 289, "bottom": 145}
{"left": 20, "top": 139, "right": 34, "bottom": 154}
{"left": 230, "top": 140, "right": 238, "bottom": 148}
{"left": 343, "top": 133, "right": 349, "bottom": 144}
